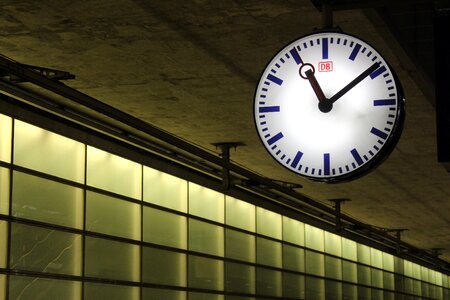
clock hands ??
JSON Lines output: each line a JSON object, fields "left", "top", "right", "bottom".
{"left": 328, "top": 62, "right": 380, "bottom": 105}
{"left": 300, "top": 61, "right": 381, "bottom": 113}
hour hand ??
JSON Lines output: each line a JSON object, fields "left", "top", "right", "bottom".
{"left": 300, "top": 63, "right": 327, "bottom": 103}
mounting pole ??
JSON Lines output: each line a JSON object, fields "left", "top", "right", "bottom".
{"left": 329, "top": 198, "right": 350, "bottom": 232}
{"left": 212, "top": 142, "right": 244, "bottom": 191}
{"left": 385, "top": 229, "right": 407, "bottom": 255}
{"left": 322, "top": 0, "right": 333, "bottom": 29}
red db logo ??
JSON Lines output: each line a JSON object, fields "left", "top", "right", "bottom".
{"left": 318, "top": 61, "right": 333, "bottom": 72}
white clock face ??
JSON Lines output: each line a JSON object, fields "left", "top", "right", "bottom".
{"left": 254, "top": 32, "right": 404, "bottom": 182}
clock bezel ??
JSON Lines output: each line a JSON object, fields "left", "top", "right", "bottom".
{"left": 253, "top": 31, "right": 405, "bottom": 183}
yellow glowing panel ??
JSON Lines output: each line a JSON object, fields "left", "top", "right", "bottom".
{"left": 0, "top": 114, "right": 12, "bottom": 163}
{"left": 87, "top": 146, "right": 142, "bottom": 199}
{"left": 382, "top": 252, "right": 394, "bottom": 272}
{"left": 143, "top": 166, "right": 187, "bottom": 212}
{"left": 421, "top": 266, "right": 429, "bottom": 282}
{"left": 342, "top": 238, "right": 357, "bottom": 261}
{"left": 324, "top": 232, "right": 342, "bottom": 257}
{"left": 84, "top": 282, "right": 139, "bottom": 300}
{"left": 8, "top": 276, "right": 81, "bottom": 300}
{"left": 225, "top": 196, "right": 255, "bottom": 232}
{"left": 404, "top": 260, "right": 413, "bottom": 277}
{"left": 0, "top": 168, "right": 9, "bottom": 215}
{"left": 256, "top": 208, "right": 282, "bottom": 239}
{"left": 371, "top": 248, "right": 383, "bottom": 269}
{"left": 305, "top": 224, "right": 324, "bottom": 252}
{"left": 0, "top": 221, "right": 6, "bottom": 268}
{"left": 14, "top": 120, "right": 85, "bottom": 182}
{"left": 282, "top": 217, "right": 304, "bottom": 246}
{"left": 357, "top": 244, "right": 371, "bottom": 265}
{"left": 0, "top": 274, "right": 5, "bottom": 300}
{"left": 188, "top": 182, "right": 224, "bottom": 223}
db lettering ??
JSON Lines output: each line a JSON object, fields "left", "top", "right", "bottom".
{"left": 318, "top": 61, "right": 333, "bottom": 72}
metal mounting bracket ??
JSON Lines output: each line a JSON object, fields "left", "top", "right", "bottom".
{"left": 212, "top": 142, "right": 245, "bottom": 191}
{"left": 329, "top": 198, "right": 351, "bottom": 232}
{"left": 0, "top": 63, "right": 75, "bottom": 82}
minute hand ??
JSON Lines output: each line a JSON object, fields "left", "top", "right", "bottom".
{"left": 329, "top": 62, "right": 380, "bottom": 104}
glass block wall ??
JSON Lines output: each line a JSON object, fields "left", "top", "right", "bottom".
{"left": 0, "top": 113, "right": 449, "bottom": 300}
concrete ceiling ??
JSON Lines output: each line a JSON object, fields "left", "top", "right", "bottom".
{"left": 1, "top": 0, "right": 449, "bottom": 262}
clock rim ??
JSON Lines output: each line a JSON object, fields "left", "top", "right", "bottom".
{"left": 253, "top": 31, "right": 406, "bottom": 183}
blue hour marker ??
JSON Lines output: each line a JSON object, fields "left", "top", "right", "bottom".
{"left": 267, "top": 132, "right": 284, "bottom": 145}
{"left": 322, "top": 38, "right": 329, "bottom": 59}
{"left": 267, "top": 74, "right": 283, "bottom": 86}
{"left": 370, "top": 127, "right": 388, "bottom": 139}
{"left": 290, "top": 151, "right": 303, "bottom": 168}
{"left": 289, "top": 47, "right": 302, "bottom": 65}
{"left": 324, "top": 153, "right": 330, "bottom": 175}
{"left": 259, "top": 106, "right": 280, "bottom": 113}
{"left": 373, "top": 99, "right": 396, "bottom": 106}
{"left": 349, "top": 43, "right": 361, "bottom": 61}
{"left": 351, "top": 148, "right": 364, "bottom": 166}
{"left": 370, "top": 65, "right": 387, "bottom": 79}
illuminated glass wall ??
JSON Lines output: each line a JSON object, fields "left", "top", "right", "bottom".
{"left": 0, "top": 113, "right": 449, "bottom": 299}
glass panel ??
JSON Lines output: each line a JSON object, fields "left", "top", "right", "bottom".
{"left": 343, "top": 283, "right": 358, "bottom": 300}
{"left": 357, "top": 286, "right": 371, "bottom": 300}
{"left": 283, "top": 244, "right": 305, "bottom": 272}
{"left": 189, "top": 293, "right": 224, "bottom": 300}
{"left": 342, "top": 260, "right": 357, "bottom": 283}
{"left": 358, "top": 265, "right": 371, "bottom": 286}
{"left": 421, "top": 266, "right": 429, "bottom": 282}
{"left": 371, "top": 289, "right": 383, "bottom": 300}
{"left": 225, "top": 196, "right": 255, "bottom": 232}
{"left": 256, "top": 237, "right": 281, "bottom": 268}
{"left": 404, "top": 260, "right": 413, "bottom": 277}
{"left": 305, "top": 250, "right": 325, "bottom": 276}
{"left": 305, "top": 277, "right": 325, "bottom": 300}
{"left": 357, "top": 244, "right": 371, "bottom": 265}
{"left": 256, "top": 207, "right": 281, "bottom": 239}
{"left": 325, "top": 256, "right": 342, "bottom": 280}
{"left": 342, "top": 238, "right": 357, "bottom": 261}
{"left": 142, "top": 247, "right": 186, "bottom": 287}
{"left": 10, "top": 223, "right": 82, "bottom": 276}
{"left": 188, "top": 182, "right": 224, "bottom": 223}
{"left": 87, "top": 146, "right": 141, "bottom": 199}
{"left": 188, "top": 255, "right": 224, "bottom": 291}
{"left": 85, "top": 236, "right": 140, "bottom": 282}
{"left": 383, "top": 271, "right": 395, "bottom": 291}
{"left": 324, "top": 231, "right": 341, "bottom": 257}
{"left": 14, "top": 120, "right": 85, "bottom": 182}
{"left": 0, "top": 167, "right": 9, "bottom": 215}
{"left": 282, "top": 217, "right": 304, "bottom": 245}
{"left": 143, "top": 166, "right": 187, "bottom": 212}
{"left": 256, "top": 267, "right": 282, "bottom": 297}
{"left": 371, "top": 248, "right": 383, "bottom": 269}
{"left": 412, "top": 263, "right": 422, "bottom": 280}
{"left": 143, "top": 288, "right": 186, "bottom": 300}
{"left": 413, "top": 279, "right": 422, "bottom": 296}
{"left": 371, "top": 268, "right": 383, "bottom": 288}
{"left": 0, "top": 114, "right": 12, "bottom": 163}
{"left": 422, "top": 282, "right": 430, "bottom": 297}
{"left": 382, "top": 252, "right": 394, "bottom": 272}
{"left": 305, "top": 224, "right": 324, "bottom": 251}
{"left": 12, "top": 171, "right": 83, "bottom": 229}
{"left": 225, "top": 229, "right": 255, "bottom": 262}
{"left": 86, "top": 191, "right": 140, "bottom": 240}
{"left": 225, "top": 262, "right": 255, "bottom": 294}
{"left": 283, "top": 273, "right": 305, "bottom": 299}
{"left": 383, "top": 291, "right": 395, "bottom": 300}
{"left": 404, "top": 277, "right": 413, "bottom": 294}
{"left": 325, "top": 280, "right": 342, "bottom": 300}
{"left": 84, "top": 282, "right": 139, "bottom": 300}
{"left": 0, "top": 221, "right": 6, "bottom": 268}
{"left": 189, "top": 219, "right": 224, "bottom": 256}
{"left": 0, "top": 274, "right": 5, "bottom": 300}
{"left": 9, "top": 275, "right": 81, "bottom": 300}
{"left": 143, "top": 207, "right": 187, "bottom": 249}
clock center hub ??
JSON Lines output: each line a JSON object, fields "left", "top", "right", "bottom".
{"left": 318, "top": 100, "right": 333, "bottom": 113}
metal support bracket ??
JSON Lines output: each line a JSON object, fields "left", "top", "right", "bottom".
{"left": 384, "top": 229, "right": 408, "bottom": 254}
{"left": 212, "top": 142, "right": 245, "bottom": 191}
{"left": 329, "top": 198, "right": 351, "bottom": 232}
{"left": 0, "top": 63, "right": 75, "bottom": 82}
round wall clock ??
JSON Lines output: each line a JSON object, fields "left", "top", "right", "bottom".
{"left": 254, "top": 31, "right": 405, "bottom": 183}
